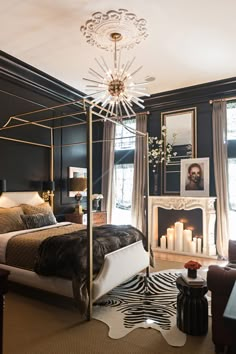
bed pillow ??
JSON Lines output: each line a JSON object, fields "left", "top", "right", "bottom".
{"left": 0, "top": 206, "right": 25, "bottom": 233}
{"left": 21, "top": 213, "right": 57, "bottom": 229}
{"left": 20, "top": 202, "right": 57, "bottom": 224}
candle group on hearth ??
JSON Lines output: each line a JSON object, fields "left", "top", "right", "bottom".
{"left": 160, "top": 221, "right": 202, "bottom": 254}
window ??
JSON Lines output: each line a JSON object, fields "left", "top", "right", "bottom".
{"left": 114, "top": 164, "right": 134, "bottom": 210}
{"left": 227, "top": 102, "right": 236, "bottom": 239}
{"left": 115, "top": 119, "right": 136, "bottom": 150}
{"left": 228, "top": 158, "right": 236, "bottom": 210}
{"left": 227, "top": 102, "right": 236, "bottom": 140}
{"left": 112, "top": 119, "right": 136, "bottom": 224}
{"left": 112, "top": 163, "right": 134, "bottom": 225}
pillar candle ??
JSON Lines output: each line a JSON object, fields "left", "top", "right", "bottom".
{"left": 174, "top": 221, "right": 184, "bottom": 252}
{"left": 160, "top": 235, "right": 167, "bottom": 250}
{"left": 167, "top": 235, "right": 174, "bottom": 251}
{"left": 183, "top": 229, "right": 192, "bottom": 252}
{"left": 167, "top": 227, "right": 174, "bottom": 251}
{"left": 167, "top": 227, "right": 174, "bottom": 238}
{"left": 197, "top": 238, "right": 202, "bottom": 253}
{"left": 189, "top": 240, "right": 196, "bottom": 254}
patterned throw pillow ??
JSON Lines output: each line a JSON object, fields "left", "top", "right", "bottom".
{"left": 21, "top": 213, "right": 57, "bottom": 229}
{"left": 20, "top": 202, "right": 57, "bottom": 224}
{"left": 0, "top": 206, "right": 25, "bottom": 233}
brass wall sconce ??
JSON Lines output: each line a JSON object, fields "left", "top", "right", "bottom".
{"left": 42, "top": 180, "right": 55, "bottom": 203}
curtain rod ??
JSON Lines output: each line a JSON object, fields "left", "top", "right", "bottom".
{"left": 115, "top": 111, "right": 150, "bottom": 119}
{"left": 209, "top": 97, "right": 236, "bottom": 104}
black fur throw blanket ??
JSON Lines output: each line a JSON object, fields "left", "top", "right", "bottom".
{"left": 34, "top": 224, "right": 152, "bottom": 314}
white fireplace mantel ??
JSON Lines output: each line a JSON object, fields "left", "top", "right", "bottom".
{"left": 148, "top": 196, "right": 217, "bottom": 257}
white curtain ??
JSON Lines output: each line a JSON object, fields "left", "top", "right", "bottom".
{"left": 212, "top": 101, "right": 229, "bottom": 258}
{"left": 101, "top": 121, "right": 115, "bottom": 223}
{"left": 131, "top": 114, "right": 147, "bottom": 233}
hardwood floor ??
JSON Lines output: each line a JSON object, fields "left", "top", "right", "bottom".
{"left": 154, "top": 250, "right": 228, "bottom": 267}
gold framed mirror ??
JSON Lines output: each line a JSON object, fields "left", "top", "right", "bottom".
{"left": 161, "top": 107, "right": 197, "bottom": 194}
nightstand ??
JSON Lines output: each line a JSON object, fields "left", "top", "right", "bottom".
{"left": 65, "top": 211, "right": 107, "bottom": 226}
{"left": 65, "top": 213, "right": 85, "bottom": 224}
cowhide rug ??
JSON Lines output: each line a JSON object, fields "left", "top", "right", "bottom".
{"left": 93, "top": 270, "right": 188, "bottom": 347}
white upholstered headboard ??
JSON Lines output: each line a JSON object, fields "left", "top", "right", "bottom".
{"left": 0, "top": 192, "right": 45, "bottom": 207}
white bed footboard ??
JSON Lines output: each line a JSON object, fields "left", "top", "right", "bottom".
{"left": 0, "top": 241, "right": 149, "bottom": 302}
{"left": 0, "top": 264, "right": 74, "bottom": 298}
{"left": 93, "top": 240, "right": 149, "bottom": 301}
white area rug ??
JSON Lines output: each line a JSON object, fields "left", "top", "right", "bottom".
{"left": 93, "top": 270, "right": 189, "bottom": 347}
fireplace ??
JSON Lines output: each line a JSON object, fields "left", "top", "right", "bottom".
{"left": 148, "top": 196, "right": 217, "bottom": 257}
{"left": 158, "top": 208, "right": 203, "bottom": 245}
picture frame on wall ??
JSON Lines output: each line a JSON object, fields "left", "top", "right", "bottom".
{"left": 161, "top": 107, "right": 197, "bottom": 195}
{"left": 68, "top": 166, "right": 87, "bottom": 197}
{"left": 180, "top": 157, "right": 209, "bottom": 197}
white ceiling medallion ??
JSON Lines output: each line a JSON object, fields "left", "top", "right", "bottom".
{"left": 80, "top": 9, "right": 148, "bottom": 51}
{"left": 80, "top": 9, "right": 150, "bottom": 118}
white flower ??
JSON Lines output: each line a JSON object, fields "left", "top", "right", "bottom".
{"left": 148, "top": 128, "right": 177, "bottom": 171}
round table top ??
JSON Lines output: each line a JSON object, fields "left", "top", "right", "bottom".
{"left": 176, "top": 276, "right": 208, "bottom": 297}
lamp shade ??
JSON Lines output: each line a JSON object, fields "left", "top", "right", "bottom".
{"left": 0, "top": 179, "right": 7, "bottom": 192}
{"left": 69, "top": 177, "right": 87, "bottom": 192}
{"left": 43, "top": 180, "right": 55, "bottom": 191}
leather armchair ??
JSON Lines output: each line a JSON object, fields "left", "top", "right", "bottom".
{"left": 207, "top": 241, "right": 236, "bottom": 353}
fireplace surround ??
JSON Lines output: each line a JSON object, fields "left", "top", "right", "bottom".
{"left": 148, "top": 196, "right": 217, "bottom": 257}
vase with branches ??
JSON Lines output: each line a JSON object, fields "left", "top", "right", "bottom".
{"left": 148, "top": 126, "right": 177, "bottom": 194}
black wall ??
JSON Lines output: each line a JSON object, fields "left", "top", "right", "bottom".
{"left": 1, "top": 50, "right": 236, "bottom": 214}
{"left": 147, "top": 101, "right": 214, "bottom": 195}
{"left": 0, "top": 50, "right": 103, "bottom": 216}
{"left": 144, "top": 79, "right": 236, "bottom": 196}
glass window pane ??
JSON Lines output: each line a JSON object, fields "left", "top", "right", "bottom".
{"left": 228, "top": 158, "right": 236, "bottom": 210}
{"left": 227, "top": 103, "right": 236, "bottom": 140}
{"left": 229, "top": 210, "right": 236, "bottom": 240}
{"left": 112, "top": 163, "right": 134, "bottom": 225}
{"left": 115, "top": 119, "right": 136, "bottom": 150}
{"left": 114, "top": 163, "right": 134, "bottom": 209}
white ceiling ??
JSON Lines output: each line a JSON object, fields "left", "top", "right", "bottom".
{"left": 1, "top": 0, "right": 236, "bottom": 96}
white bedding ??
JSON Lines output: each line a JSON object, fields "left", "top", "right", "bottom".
{"left": 0, "top": 221, "right": 72, "bottom": 263}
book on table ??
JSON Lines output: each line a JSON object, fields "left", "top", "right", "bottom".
{"left": 181, "top": 272, "right": 205, "bottom": 285}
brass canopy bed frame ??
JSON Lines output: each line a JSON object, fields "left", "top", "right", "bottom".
{"left": 0, "top": 98, "right": 150, "bottom": 319}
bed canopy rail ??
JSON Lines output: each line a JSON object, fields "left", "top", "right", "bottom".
{"left": 0, "top": 97, "right": 150, "bottom": 320}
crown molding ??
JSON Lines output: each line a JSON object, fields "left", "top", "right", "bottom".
{"left": 0, "top": 50, "right": 85, "bottom": 103}
{"left": 143, "top": 77, "right": 236, "bottom": 110}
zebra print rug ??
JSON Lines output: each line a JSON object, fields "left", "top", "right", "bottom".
{"left": 93, "top": 270, "right": 187, "bottom": 347}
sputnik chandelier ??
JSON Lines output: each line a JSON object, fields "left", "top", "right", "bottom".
{"left": 80, "top": 9, "right": 150, "bottom": 118}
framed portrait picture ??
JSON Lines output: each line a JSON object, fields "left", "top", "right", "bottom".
{"left": 180, "top": 158, "right": 209, "bottom": 197}
{"left": 68, "top": 166, "right": 87, "bottom": 197}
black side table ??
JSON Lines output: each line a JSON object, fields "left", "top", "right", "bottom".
{"left": 176, "top": 276, "right": 208, "bottom": 336}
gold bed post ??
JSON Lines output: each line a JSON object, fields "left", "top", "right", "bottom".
{"left": 145, "top": 132, "right": 150, "bottom": 277}
{"left": 86, "top": 104, "right": 93, "bottom": 320}
{"left": 50, "top": 128, "right": 54, "bottom": 211}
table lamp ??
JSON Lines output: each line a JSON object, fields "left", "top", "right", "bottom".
{"left": 69, "top": 177, "right": 87, "bottom": 214}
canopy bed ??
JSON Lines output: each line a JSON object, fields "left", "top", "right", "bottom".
{"left": 0, "top": 98, "right": 150, "bottom": 319}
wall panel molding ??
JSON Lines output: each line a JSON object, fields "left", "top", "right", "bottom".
{"left": 143, "top": 77, "right": 236, "bottom": 110}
